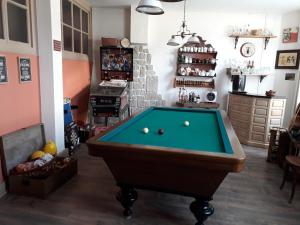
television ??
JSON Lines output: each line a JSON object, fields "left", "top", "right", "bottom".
{"left": 100, "top": 47, "right": 133, "bottom": 73}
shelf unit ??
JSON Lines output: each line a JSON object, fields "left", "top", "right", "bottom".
{"left": 228, "top": 34, "right": 277, "bottom": 50}
{"left": 175, "top": 36, "right": 217, "bottom": 88}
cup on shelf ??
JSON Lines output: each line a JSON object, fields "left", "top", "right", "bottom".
{"left": 209, "top": 70, "right": 215, "bottom": 76}
{"left": 210, "top": 58, "right": 216, "bottom": 64}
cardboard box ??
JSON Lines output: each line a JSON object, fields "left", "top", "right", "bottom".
{"left": 0, "top": 124, "right": 77, "bottom": 198}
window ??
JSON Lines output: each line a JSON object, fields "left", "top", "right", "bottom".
{"left": 0, "top": 0, "right": 3, "bottom": 39}
{"left": 61, "top": 0, "right": 90, "bottom": 56}
{"left": 0, "top": 0, "right": 31, "bottom": 44}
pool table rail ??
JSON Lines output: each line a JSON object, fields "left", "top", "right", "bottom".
{"left": 87, "top": 109, "right": 245, "bottom": 173}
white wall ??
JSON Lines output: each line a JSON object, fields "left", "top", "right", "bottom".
{"left": 273, "top": 10, "right": 300, "bottom": 127}
{"left": 91, "top": 7, "right": 130, "bottom": 88}
{"left": 147, "top": 10, "right": 282, "bottom": 109}
{"left": 36, "top": 0, "right": 65, "bottom": 151}
{"left": 130, "top": 5, "right": 148, "bottom": 44}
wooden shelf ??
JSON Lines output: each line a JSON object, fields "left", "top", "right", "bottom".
{"left": 174, "top": 78, "right": 215, "bottom": 88}
{"left": 176, "top": 101, "right": 220, "bottom": 109}
{"left": 229, "top": 34, "right": 277, "bottom": 38}
{"left": 178, "top": 51, "right": 217, "bottom": 55}
{"left": 177, "top": 62, "right": 216, "bottom": 66}
{"left": 228, "top": 34, "right": 277, "bottom": 50}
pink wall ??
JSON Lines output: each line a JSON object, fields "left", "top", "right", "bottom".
{"left": 0, "top": 52, "right": 41, "bottom": 182}
{"left": 63, "top": 59, "right": 91, "bottom": 126}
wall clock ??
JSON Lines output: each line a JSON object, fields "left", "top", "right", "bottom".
{"left": 240, "top": 42, "right": 255, "bottom": 57}
{"left": 120, "top": 38, "right": 131, "bottom": 48}
{"left": 205, "top": 91, "right": 217, "bottom": 103}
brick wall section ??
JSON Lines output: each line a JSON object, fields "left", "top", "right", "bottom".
{"left": 129, "top": 45, "right": 165, "bottom": 114}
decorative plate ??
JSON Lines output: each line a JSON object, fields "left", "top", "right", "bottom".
{"left": 120, "top": 38, "right": 131, "bottom": 48}
{"left": 178, "top": 67, "right": 186, "bottom": 76}
{"left": 240, "top": 42, "right": 255, "bottom": 57}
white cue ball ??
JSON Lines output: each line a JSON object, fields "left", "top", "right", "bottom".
{"left": 184, "top": 121, "right": 190, "bottom": 127}
{"left": 143, "top": 127, "right": 149, "bottom": 134}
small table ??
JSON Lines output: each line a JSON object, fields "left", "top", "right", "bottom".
{"left": 87, "top": 107, "right": 245, "bottom": 225}
{"left": 176, "top": 101, "right": 220, "bottom": 109}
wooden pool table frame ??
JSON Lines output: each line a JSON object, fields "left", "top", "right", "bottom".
{"left": 87, "top": 107, "right": 245, "bottom": 225}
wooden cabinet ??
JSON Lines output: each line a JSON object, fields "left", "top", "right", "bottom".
{"left": 228, "top": 93, "right": 286, "bottom": 148}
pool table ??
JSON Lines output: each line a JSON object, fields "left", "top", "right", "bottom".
{"left": 87, "top": 107, "right": 245, "bottom": 225}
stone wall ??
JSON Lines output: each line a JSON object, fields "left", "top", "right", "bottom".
{"left": 129, "top": 45, "right": 165, "bottom": 114}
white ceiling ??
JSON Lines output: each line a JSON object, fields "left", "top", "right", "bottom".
{"left": 89, "top": 0, "right": 300, "bottom": 13}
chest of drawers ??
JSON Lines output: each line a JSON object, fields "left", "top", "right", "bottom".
{"left": 228, "top": 93, "right": 286, "bottom": 148}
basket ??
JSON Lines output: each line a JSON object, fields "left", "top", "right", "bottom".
{"left": 10, "top": 157, "right": 70, "bottom": 178}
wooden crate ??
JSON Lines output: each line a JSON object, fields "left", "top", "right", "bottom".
{"left": 0, "top": 124, "right": 77, "bottom": 198}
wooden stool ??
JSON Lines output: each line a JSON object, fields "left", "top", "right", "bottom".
{"left": 280, "top": 155, "right": 300, "bottom": 203}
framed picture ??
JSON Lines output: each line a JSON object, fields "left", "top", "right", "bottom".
{"left": 18, "top": 57, "right": 32, "bottom": 83}
{"left": 275, "top": 50, "right": 300, "bottom": 69}
{"left": 285, "top": 73, "right": 296, "bottom": 80}
{"left": 0, "top": 56, "right": 8, "bottom": 84}
{"left": 282, "top": 27, "right": 299, "bottom": 43}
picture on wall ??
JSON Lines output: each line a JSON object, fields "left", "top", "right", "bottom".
{"left": 282, "top": 27, "right": 299, "bottom": 43}
{"left": 275, "top": 50, "right": 300, "bottom": 69}
{"left": 18, "top": 57, "right": 32, "bottom": 83}
{"left": 0, "top": 56, "right": 8, "bottom": 84}
{"left": 285, "top": 73, "right": 296, "bottom": 80}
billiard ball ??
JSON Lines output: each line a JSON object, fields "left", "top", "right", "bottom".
{"left": 143, "top": 128, "right": 149, "bottom": 134}
{"left": 158, "top": 128, "right": 164, "bottom": 135}
{"left": 184, "top": 121, "right": 190, "bottom": 127}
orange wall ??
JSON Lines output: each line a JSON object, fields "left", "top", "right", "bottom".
{"left": 63, "top": 59, "right": 91, "bottom": 126}
{"left": 0, "top": 52, "right": 41, "bottom": 182}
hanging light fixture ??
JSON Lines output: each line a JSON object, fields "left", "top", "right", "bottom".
{"left": 167, "top": 0, "right": 199, "bottom": 46}
{"left": 136, "top": 0, "right": 164, "bottom": 15}
{"left": 167, "top": 35, "right": 181, "bottom": 46}
{"left": 136, "top": 0, "right": 184, "bottom": 15}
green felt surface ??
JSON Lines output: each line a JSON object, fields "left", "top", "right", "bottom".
{"left": 100, "top": 108, "right": 232, "bottom": 154}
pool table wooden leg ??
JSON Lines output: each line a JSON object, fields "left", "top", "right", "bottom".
{"left": 116, "top": 185, "right": 138, "bottom": 219}
{"left": 190, "top": 198, "right": 214, "bottom": 225}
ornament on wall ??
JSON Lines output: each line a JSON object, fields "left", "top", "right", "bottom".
{"left": 120, "top": 38, "right": 131, "bottom": 48}
{"left": 240, "top": 42, "right": 255, "bottom": 57}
